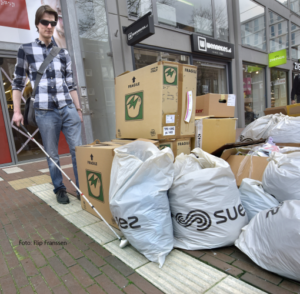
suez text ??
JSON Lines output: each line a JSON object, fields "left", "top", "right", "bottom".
{"left": 114, "top": 216, "right": 141, "bottom": 229}
{"left": 114, "top": 205, "right": 246, "bottom": 230}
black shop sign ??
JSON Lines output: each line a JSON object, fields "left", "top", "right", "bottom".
{"left": 123, "top": 12, "right": 155, "bottom": 46}
{"left": 191, "top": 34, "right": 235, "bottom": 59}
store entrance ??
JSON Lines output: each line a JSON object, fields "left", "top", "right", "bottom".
{"left": 193, "top": 59, "right": 228, "bottom": 96}
{"left": 0, "top": 57, "right": 70, "bottom": 166}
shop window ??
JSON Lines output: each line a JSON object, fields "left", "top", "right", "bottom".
{"left": 214, "top": 0, "right": 229, "bottom": 41}
{"left": 291, "top": 0, "right": 300, "bottom": 15}
{"left": 270, "top": 69, "right": 288, "bottom": 107}
{"left": 243, "top": 63, "right": 266, "bottom": 125}
{"left": 133, "top": 48, "right": 189, "bottom": 70}
{"left": 239, "top": 0, "right": 266, "bottom": 51}
{"left": 269, "top": 11, "right": 289, "bottom": 57}
{"left": 291, "top": 22, "right": 300, "bottom": 59}
{"left": 127, "top": 0, "right": 152, "bottom": 18}
{"left": 193, "top": 60, "right": 227, "bottom": 96}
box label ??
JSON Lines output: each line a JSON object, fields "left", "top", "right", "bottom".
{"left": 166, "top": 114, "right": 175, "bottom": 124}
{"left": 86, "top": 170, "right": 104, "bottom": 202}
{"left": 185, "top": 91, "right": 193, "bottom": 122}
{"left": 227, "top": 94, "right": 236, "bottom": 107}
{"left": 163, "top": 66, "right": 178, "bottom": 86}
{"left": 163, "top": 126, "right": 175, "bottom": 136}
{"left": 125, "top": 91, "right": 143, "bottom": 121}
{"left": 195, "top": 120, "right": 203, "bottom": 148}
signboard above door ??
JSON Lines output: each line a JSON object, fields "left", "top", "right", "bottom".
{"left": 191, "top": 34, "right": 235, "bottom": 59}
{"left": 268, "top": 49, "right": 287, "bottom": 68}
{"left": 123, "top": 12, "right": 155, "bottom": 46}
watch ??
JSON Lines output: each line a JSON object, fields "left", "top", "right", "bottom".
{"left": 76, "top": 108, "right": 83, "bottom": 112}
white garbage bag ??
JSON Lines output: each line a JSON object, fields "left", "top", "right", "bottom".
{"left": 235, "top": 200, "right": 300, "bottom": 281}
{"left": 239, "top": 114, "right": 284, "bottom": 142}
{"left": 267, "top": 115, "right": 300, "bottom": 143}
{"left": 239, "top": 178, "right": 279, "bottom": 220}
{"left": 168, "top": 148, "right": 248, "bottom": 250}
{"left": 109, "top": 141, "right": 174, "bottom": 267}
{"left": 262, "top": 152, "right": 300, "bottom": 202}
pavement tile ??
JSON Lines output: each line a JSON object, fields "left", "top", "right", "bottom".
{"left": 11, "top": 265, "right": 29, "bottom": 288}
{"left": 233, "top": 259, "right": 282, "bottom": 285}
{"left": 19, "top": 285, "right": 35, "bottom": 294}
{"left": 230, "top": 249, "right": 253, "bottom": 264}
{"left": 200, "top": 254, "right": 244, "bottom": 277}
{"left": 21, "top": 258, "right": 39, "bottom": 277}
{"left": 69, "top": 264, "right": 94, "bottom": 287}
{"left": 87, "top": 283, "right": 106, "bottom": 294}
{"left": 5, "top": 251, "right": 20, "bottom": 269}
{"left": 84, "top": 249, "right": 106, "bottom": 267}
{"left": 0, "top": 254, "right": 10, "bottom": 277}
{"left": 204, "top": 250, "right": 236, "bottom": 263}
{"left": 89, "top": 242, "right": 111, "bottom": 258}
{"left": 52, "top": 284, "right": 69, "bottom": 294}
{"left": 180, "top": 249, "right": 206, "bottom": 258}
{"left": 128, "top": 272, "right": 164, "bottom": 294}
{"left": 62, "top": 272, "right": 89, "bottom": 294}
{"left": 279, "top": 280, "right": 300, "bottom": 293}
{"left": 40, "top": 265, "right": 61, "bottom": 288}
{"left": 105, "top": 255, "right": 135, "bottom": 277}
{"left": 30, "top": 249, "right": 47, "bottom": 268}
{"left": 37, "top": 243, "right": 55, "bottom": 259}
{"left": 0, "top": 274, "right": 18, "bottom": 294}
{"left": 95, "top": 274, "right": 123, "bottom": 294}
{"left": 64, "top": 243, "right": 84, "bottom": 259}
{"left": 124, "top": 284, "right": 144, "bottom": 294}
{"left": 30, "top": 275, "right": 52, "bottom": 294}
{"left": 71, "top": 237, "right": 89, "bottom": 251}
{"left": 48, "top": 256, "right": 69, "bottom": 276}
{"left": 74, "top": 231, "right": 94, "bottom": 245}
{"left": 57, "top": 249, "right": 76, "bottom": 267}
{"left": 241, "top": 273, "right": 294, "bottom": 294}
{"left": 13, "top": 245, "right": 28, "bottom": 260}
{"left": 101, "top": 263, "right": 129, "bottom": 288}
{"left": 77, "top": 256, "right": 101, "bottom": 277}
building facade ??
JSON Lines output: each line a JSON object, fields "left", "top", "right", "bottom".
{"left": 1, "top": 0, "right": 300, "bottom": 167}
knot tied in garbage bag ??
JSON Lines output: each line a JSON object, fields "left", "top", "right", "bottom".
{"left": 109, "top": 141, "right": 174, "bottom": 267}
{"left": 168, "top": 148, "right": 248, "bottom": 250}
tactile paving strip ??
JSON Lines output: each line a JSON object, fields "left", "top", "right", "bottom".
{"left": 27, "top": 183, "right": 54, "bottom": 193}
{"left": 136, "top": 250, "right": 227, "bottom": 294}
{"left": 104, "top": 240, "right": 149, "bottom": 269}
{"left": 205, "top": 276, "right": 266, "bottom": 294}
{"left": 2, "top": 167, "right": 24, "bottom": 174}
{"left": 64, "top": 210, "right": 100, "bottom": 228}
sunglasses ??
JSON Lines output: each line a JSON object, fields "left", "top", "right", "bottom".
{"left": 39, "top": 19, "right": 57, "bottom": 27}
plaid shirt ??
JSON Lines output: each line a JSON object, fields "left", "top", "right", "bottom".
{"left": 12, "top": 38, "right": 77, "bottom": 110}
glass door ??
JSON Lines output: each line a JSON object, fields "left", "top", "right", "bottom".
{"left": 193, "top": 59, "right": 228, "bottom": 96}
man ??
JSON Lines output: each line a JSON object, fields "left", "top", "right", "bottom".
{"left": 12, "top": 5, "right": 83, "bottom": 204}
{"left": 41, "top": 0, "right": 66, "bottom": 48}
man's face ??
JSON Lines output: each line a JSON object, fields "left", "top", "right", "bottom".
{"left": 42, "top": 0, "right": 63, "bottom": 34}
{"left": 37, "top": 13, "right": 55, "bottom": 40}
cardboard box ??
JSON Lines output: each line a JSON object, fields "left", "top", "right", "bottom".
{"left": 264, "top": 103, "right": 300, "bottom": 116}
{"left": 196, "top": 93, "right": 235, "bottom": 117}
{"left": 111, "top": 138, "right": 159, "bottom": 146}
{"left": 115, "top": 61, "right": 197, "bottom": 140}
{"left": 76, "top": 142, "right": 119, "bottom": 229}
{"left": 158, "top": 138, "right": 191, "bottom": 157}
{"left": 191, "top": 116, "right": 237, "bottom": 154}
{"left": 221, "top": 148, "right": 269, "bottom": 186}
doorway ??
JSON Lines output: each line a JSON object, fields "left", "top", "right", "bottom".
{"left": 0, "top": 57, "right": 70, "bottom": 167}
{"left": 193, "top": 59, "right": 228, "bottom": 96}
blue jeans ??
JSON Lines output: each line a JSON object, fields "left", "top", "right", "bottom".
{"left": 35, "top": 104, "right": 82, "bottom": 194}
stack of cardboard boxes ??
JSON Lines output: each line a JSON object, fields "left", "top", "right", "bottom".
{"left": 76, "top": 61, "right": 198, "bottom": 227}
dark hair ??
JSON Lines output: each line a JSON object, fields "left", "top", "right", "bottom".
{"left": 35, "top": 5, "right": 58, "bottom": 32}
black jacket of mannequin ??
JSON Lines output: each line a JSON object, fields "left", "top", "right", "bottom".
{"left": 291, "top": 74, "right": 300, "bottom": 103}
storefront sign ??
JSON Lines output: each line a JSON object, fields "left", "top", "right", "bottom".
{"left": 268, "top": 49, "right": 287, "bottom": 68}
{"left": 0, "top": 0, "right": 65, "bottom": 46}
{"left": 123, "top": 12, "right": 155, "bottom": 46}
{"left": 191, "top": 34, "right": 234, "bottom": 59}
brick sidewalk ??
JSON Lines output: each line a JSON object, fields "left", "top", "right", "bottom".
{"left": 0, "top": 157, "right": 300, "bottom": 294}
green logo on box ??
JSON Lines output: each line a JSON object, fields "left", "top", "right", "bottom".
{"left": 125, "top": 91, "right": 143, "bottom": 121}
{"left": 163, "top": 66, "right": 178, "bottom": 85}
{"left": 86, "top": 170, "right": 103, "bottom": 202}
{"left": 159, "top": 144, "right": 171, "bottom": 150}
{"left": 269, "top": 49, "right": 287, "bottom": 68}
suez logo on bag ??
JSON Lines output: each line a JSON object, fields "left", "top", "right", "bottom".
{"left": 86, "top": 170, "right": 104, "bottom": 202}
{"left": 174, "top": 205, "right": 246, "bottom": 231}
{"left": 114, "top": 216, "right": 141, "bottom": 229}
{"left": 198, "top": 36, "right": 232, "bottom": 53}
{"left": 125, "top": 91, "right": 143, "bottom": 121}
